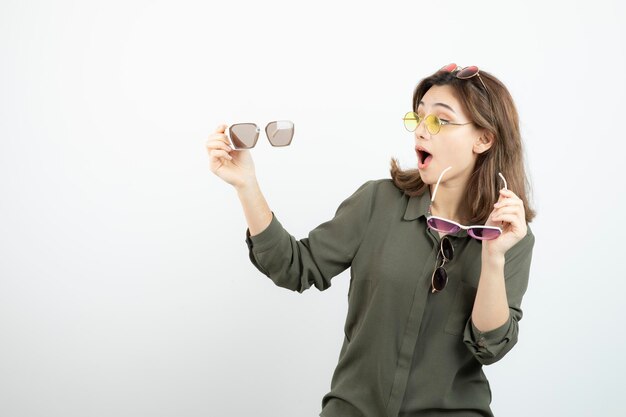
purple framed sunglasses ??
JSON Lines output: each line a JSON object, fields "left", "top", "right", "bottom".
{"left": 427, "top": 166, "right": 507, "bottom": 240}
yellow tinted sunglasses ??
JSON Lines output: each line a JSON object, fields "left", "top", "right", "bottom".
{"left": 402, "top": 111, "right": 472, "bottom": 135}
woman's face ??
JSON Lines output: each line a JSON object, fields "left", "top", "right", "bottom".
{"left": 414, "top": 84, "right": 487, "bottom": 185}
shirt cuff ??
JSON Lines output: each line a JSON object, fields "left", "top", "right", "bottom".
{"left": 245, "top": 211, "right": 282, "bottom": 253}
{"left": 463, "top": 314, "right": 516, "bottom": 365}
{"left": 469, "top": 316, "right": 512, "bottom": 349}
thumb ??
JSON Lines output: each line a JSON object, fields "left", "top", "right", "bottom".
{"left": 217, "top": 123, "right": 228, "bottom": 133}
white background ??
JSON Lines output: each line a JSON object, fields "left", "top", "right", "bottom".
{"left": 1, "top": 0, "right": 624, "bottom": 416}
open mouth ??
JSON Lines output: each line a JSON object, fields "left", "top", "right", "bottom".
{"left": 418, "top": 150, "right": 433, "bottom": 165}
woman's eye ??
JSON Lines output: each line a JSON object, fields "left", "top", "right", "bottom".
{"left": 440, "top": 119, "right": 451, "bottom": 124}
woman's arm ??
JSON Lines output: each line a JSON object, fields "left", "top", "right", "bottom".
{"left": 236, "top": 178, "right": 273, "bottom": 237}
{"left": 242, "top": 180, "right": 377, "bottom": 293}
{"left": 463, "top": 228, "right": 535, "bottom": 365}
{"left": 472, "top": 252, "right": 509, "bottom": 332}
{"left": 461, "top": 187, "right": 535, "bottom": 364}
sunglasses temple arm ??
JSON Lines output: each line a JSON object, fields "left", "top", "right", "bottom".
{"left": 431, "top": 166, "right": 453, "bottom": 203}
{"left": 477, "top": 75, "right": 488, "bottom": 94}
{"left": 498, "top": 172, "right": 508, "bottom": 191}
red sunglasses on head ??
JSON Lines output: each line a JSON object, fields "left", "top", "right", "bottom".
{"left": 439, "top": 63, "right": 479, "bottom": 76}
{"left": 438, "top": 63, "right": 494, "bottom": 120}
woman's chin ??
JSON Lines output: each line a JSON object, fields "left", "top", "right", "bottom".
{"left": 417, "top": 171, "right": 434, "bottom": 185}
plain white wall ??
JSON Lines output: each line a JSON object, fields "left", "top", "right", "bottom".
{"left": 1, "top": 0, "right": 624, "bottom": 416}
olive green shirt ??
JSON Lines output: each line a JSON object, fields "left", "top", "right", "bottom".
{"left": 244, "top": 179, "right": 535, "bottom": 417}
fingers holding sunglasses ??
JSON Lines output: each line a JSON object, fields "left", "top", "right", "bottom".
{"left": 493, "top": 206, "right": 522, "bottom": 225}
{"left": 206, "top": 124, "right": 234, "bottom": 147}
{"left": 482, "top": 188, "right": 527, "bottom": 253}
{"left": 494, "top": 200, "right": 522, "bottom": 209}
{"left": 210, "top": 148, "right": 233, "bottom": 161}
{"left": 491, "top": 208, "right": 521, "bottom": 222}
{"left": 206, "top": 137, "right": 233, "bottom": 153}
{"left": 492, "top": 207, "right": 527, "bottom": 236}
{"left": 494, "top": 191, "right": 523, "bottom": 208}
{"left": 206, "top": 139, "right": 234, "bottom": 162}
{"left": 490, "top": 212, "right": 526, "bottom": 236}
{"left": 486, "top": 204, "right": 514, "bottom": 229}
{"left": 492, "top": 200, "right": 522, "bottom": 213}
{"left": 497, "top": 188, "right": 521, "bottom": 200}
{"left": 492, "top": 198, "right": 523, "bottom": 216}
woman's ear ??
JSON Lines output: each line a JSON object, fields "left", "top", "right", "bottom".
{"left": 473, "top": 129, "right": 495, "bottom": 154}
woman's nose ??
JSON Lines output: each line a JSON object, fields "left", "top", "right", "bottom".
{"left": 414, "top": 118, "right": 430, "bottom": 139}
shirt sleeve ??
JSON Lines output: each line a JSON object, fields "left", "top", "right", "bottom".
{"left": 244, "top": 180, "right": 377, "bottom": 294}
{"left": 462, "top": 225, "right": 535, "bottom": 365}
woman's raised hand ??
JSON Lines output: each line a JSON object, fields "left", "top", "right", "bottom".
{"left": 206, "top": 124, "right": 257, "bottom": 189}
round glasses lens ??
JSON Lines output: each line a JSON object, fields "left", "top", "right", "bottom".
{"left": 440, "top": 236, "right": 454, "bottom": 261}
{"left": 439, "top": 63, "right": 458, "bottom": 73}
{"left": 468, "top": 227, "right": 501, "bottom": 240}
{"left": 432, "top": 266, "right": 448, "bottom": 291}
{"left": 427, "top": 217, "right": 460, "bottom": 234}
{"left": 403, "top": 112, "right": 418, "bottom": 131}
{"left": 424, "top": 114, "right": 441, "bottom": 134}
{"left": 456, "top": 66, "right": 479, "bottom": 79}
{"left": 266, "top": 120, "right": 294, "bottom": 146}
{"left": 229, "top": 123, "right": 259, "bottom": 149}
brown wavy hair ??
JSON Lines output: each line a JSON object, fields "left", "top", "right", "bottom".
{"left": 389, "top": 67, "right": 536, "bottom": 224}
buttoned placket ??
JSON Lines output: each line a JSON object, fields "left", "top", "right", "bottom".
{"left": 384, "top": 221, "right": 465, "bottom": 416}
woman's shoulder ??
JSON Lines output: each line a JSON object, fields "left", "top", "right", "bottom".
{"left": 352, "top": 178, "right": 410, "bottom": 210}
{"left": 352, "top": 178, "right": 405, "bottom": 197}
{"left": 356, "top": 178, "right": 403, "bottom": 192}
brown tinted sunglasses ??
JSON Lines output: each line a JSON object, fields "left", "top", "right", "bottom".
{"left": 228, "top": 120, "right": 294, "bottom": 149}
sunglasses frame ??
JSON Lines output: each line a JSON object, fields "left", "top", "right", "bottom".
{"left": 426, "top": 166, "right": 508, "bottom": 241}
{"left": 439, "top": 63, "right": 489, "bottom": 94}
{"left": 402, "top": 111, "right": 472, "bottom": 135}
{"left": 438, "top": 63, "right": 496, "bottom": 123}
{"left": 228, "top": 120, "right": 295, "bottom": 149}
{"left": 431, "top": 235, "right": 454, "bottom": 293}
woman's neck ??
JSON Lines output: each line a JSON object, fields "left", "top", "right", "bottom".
{"left": 429, "top": 183, "right": 468, "bottom": 224}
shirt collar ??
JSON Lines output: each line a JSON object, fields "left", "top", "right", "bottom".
{"left": 403, "top": 186, "right": 469, "bottom": 238}
{"left": 403, "top": 187, "right": 432, "bottom": 221}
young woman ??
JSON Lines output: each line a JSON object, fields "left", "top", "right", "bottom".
{"left": 206, "top": 63, "right": 536, "bottom": 417}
